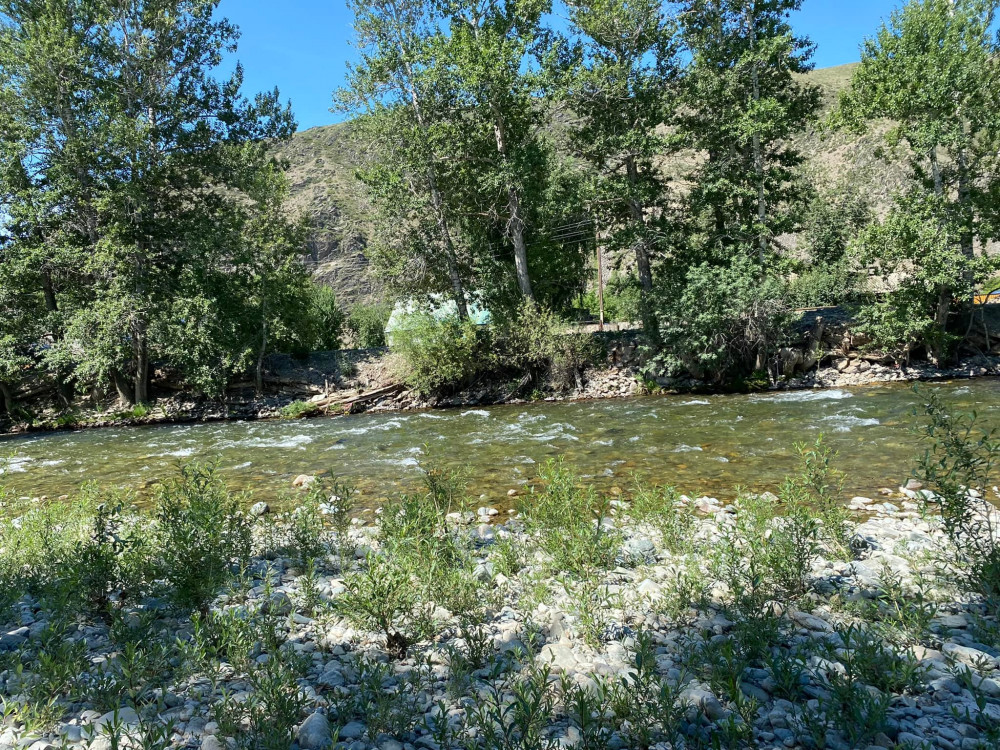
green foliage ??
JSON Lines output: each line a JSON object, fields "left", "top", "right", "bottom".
{"left": 781, "top": 436, "right": 854, "bottom": 556}
{"left": 801, "top": 184, "right": 874, "bottom": 268}
{"left": 629, "top": 484, "right": 696, "bottom": 554}
{"left": 154, "top": 462, "right": 253, "bottom": 613}
{"left": 216, "top": 651, "right": 309, "bottom": 750}
{"left": 392, "top": 303, "right": 601, "bottom": 395}
{"left": 280, "top": 400, "right": 321, "bottom": 419}
{"left": 563, "top": 0, "right": 682, "bottom": 310}
{"left": 300, "top": 283, "right": 345, "bottom": 353}
{"left": 678, "top": 0, "right": 822, "bottom": 263}
{"left": 581, "top": 274, "right": 642, "bottom": 323}
{"left": 520, "top": 460, "right": 620, "bottom": 577}
{"left": 916, "top": 389, "right": 1000, "bottom": 611}
{"left": 786, "top": 261, "right": 857, "bottom": 310}
{"left": 651, "top": 258, "right": 792, "bottom": 384}
{"left": 835, "top": 0, "right": 1000, "bottom": 364}
{"left": 0, "top": 0, "right": 300, "bottom": 404}
{"left": 348, "top": 302, "right": 392, "bottom": 348}
{"left": 340, "top": 552, "right": 429, "bottom": 658}
{"left": 393, "top": 313, "right": 485, "bottom": 394}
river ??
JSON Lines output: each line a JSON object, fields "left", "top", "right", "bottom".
{"left": 1, "top": 379, "right": 997, "bottom": 506}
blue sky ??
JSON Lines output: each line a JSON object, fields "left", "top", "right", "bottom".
{"left": 223, "top": 0, "right": 904, "bottom": 133}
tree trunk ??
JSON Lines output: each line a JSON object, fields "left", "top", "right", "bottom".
{"left": 41, "top": 269, "right": 74, "bottom": 406}
{"left": 133, "top": 316, "right": 149, "bottom": 405}
{"left": 490, "top": 103, "right": 534, "bottom": 302}
{"left": 624, "top": 156, "right": 654, "bottom": 293}
{"left": 931, "top": 286, "right": 952, "bottom": 367}
{"left": 0, "top": 382, "right": 14, "bottom": 415}
{"left": 507, "top": 187, "right": 535, "bottom": 301}
{"left": 256, "top": 300, "right": 268, "bottom": 396}
{"left": 113, "top": 370, "right": 135, "bottom": 405}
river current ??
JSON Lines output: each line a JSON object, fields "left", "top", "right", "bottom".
{"left": 2, "top": 379, "right": 997, "bottom": 506}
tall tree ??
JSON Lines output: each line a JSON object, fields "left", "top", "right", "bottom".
{"left": 835, "top": 0, "right": 1000, "bottom": 364}
{"left": 1, "top": 0, "right": 298, "bottom": 404}
{"left": 441, "top": 0, "right": 553, "bottom": 302}
{"left": 678, "top": 0, "right": 821, "bottom": 266}
{"left": 564, "top": 0, "right": 680, "bottom": 297}
{"left": 336, "top": 0, "right": 472, "bottom": 319}
{"left": 562, "top": 0, "right": 681, "bottom": 335}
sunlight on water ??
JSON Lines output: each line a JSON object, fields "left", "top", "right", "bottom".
{"left": 2, "top": 378, "right": 998, "bottom": 506}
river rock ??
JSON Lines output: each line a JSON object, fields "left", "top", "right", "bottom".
{"left": 293, "top": 474, "right": 316, "bottom": 489}
{"left": 297, "top": 712, "right": 333, "bottom": 750}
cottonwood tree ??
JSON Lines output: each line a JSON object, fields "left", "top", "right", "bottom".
{"left": 336, "top": 0, "right": 473, "bottom": 319}
{"left": 835, "top": 0, "right": 1000, "bottom": 364}
{"left": 1, "top": 0, "right": 300, "bottom": 404}
{"left": 563, "top": 0, "right": 682, "bottom": 318}
{"left": 678, "top": 0, "right": 820, "bottom": 266}
{"left": 651, "top": 0, "right": 820, "bottom": 381}
{"left": 440, "top": 0, "right": 555, "bottom": 303}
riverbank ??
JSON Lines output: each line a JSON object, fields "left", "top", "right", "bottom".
{"left": 1, "top": 457, "right": 998, "bottom": 750}
{"left": 5, "top": 337, "right": 1000, "bottom": 437}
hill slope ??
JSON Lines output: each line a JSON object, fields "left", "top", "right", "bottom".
{"left": 279, "top": 63, "right": 902, "bottom": 305}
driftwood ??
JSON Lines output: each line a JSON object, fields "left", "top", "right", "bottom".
{"left": 305, "top": 383, "right": 404, "bottom": 415}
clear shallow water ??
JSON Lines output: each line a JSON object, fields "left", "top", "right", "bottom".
{"left": 1, "top": 379, "right": 997, "bottom": 506}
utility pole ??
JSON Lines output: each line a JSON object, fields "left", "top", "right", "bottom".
{"left": 595, "top": 222, "right": 605, "bottom": 332}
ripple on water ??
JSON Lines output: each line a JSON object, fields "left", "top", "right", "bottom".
{"left": 750, "top": 388, "right": 853, "bottom": 403}
{"left": 819, "top": 415, "right": 881, "bottom": 432}
{"left": 461, "top": 409, "right": 491, "bottom": 417}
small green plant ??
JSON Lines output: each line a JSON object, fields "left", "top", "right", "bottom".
{"left": 463, "top": 660, "right": 559, "bottom": 750}
{"left": 629, "top": 484, "right": 696, "bottom": 554}
{"left": 154, "top": 462, "right": 253, "bottom": 613}
{"left": 339, "top": 553, "right": 429, "bottom": 658}
{"left": 916, "top": 390, "right": 1000, "bottom": 611}
{"left": 286, "top": 483, "right": 329, "bottom": 568}
{"left": 520, "top": 460, "right": 620, "bottom": 577}
{"left": 280, "top": 399, "right": 320, "bottom": 419}
{"left": 606, "top": 632, "right": 686, "bottom": 749}
{"left": 217, "top": 651, "right": 309, "bottom": 750}
{"left": 333, "top": 657, "right": 429, "bottom": 738}
{"left": 783, "top": 435, "right": 853, "bottom": 557}
{"left": 563, "top": 576, "right": 621, "bottom": 649}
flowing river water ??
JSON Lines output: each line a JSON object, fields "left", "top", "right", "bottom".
{"left": 2, "top": 379, "right": 998, "bottom": 507}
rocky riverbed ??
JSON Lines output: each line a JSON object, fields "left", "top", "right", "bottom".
{"left": 2, "top": 481, "right": 1000, "bottom": 750}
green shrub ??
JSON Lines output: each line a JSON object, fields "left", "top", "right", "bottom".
{"left": 74, "top": 493, "right": 154, "bottom": 614}
{"left": 581, "top": 273, "right": 642, "bottom": 323}
{"left": 711, "top": 489, "right": 819, "bottom": 616}
{"left": 393, "top": 313, "right": 485, "bottom": 394}
{"left": 492, "top": 301, "right": 602, "bottom": 391}
{"left": 348, "top": 301, "right": 392, "bottom": 348}
{"left": 786, "top": 261, "right": 857, "bottom": 309}
{"left": 154, "top": 462, "right": 253, "bottom": 613}
{"left": 304, "top": 282, "right": 345, "bottom": 352}
{"left": 520, "top": 460, "right": 620, "bottom": 577}
{"left": 916, "top": 390, "right": 1000, "bottom": 610}
{"left": 339, "top": 552, "right": 431, "bottom": 658}
{"left": 650, "top": 258, "right": 792, "bottom": 384}
{"left": 629, "top": 484, "right": 696, "bottom": 554}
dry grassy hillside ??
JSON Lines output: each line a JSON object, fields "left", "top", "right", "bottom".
{"left": 279, "top": 63, "right": 906, "bottom": 305}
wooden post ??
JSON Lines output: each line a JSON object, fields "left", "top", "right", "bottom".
{"left": 595, "top": 223, "right": 605, "bottom": 332}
